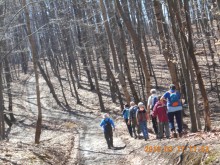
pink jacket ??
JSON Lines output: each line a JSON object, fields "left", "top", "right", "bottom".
{"left": 152, "top": 101, "right": 168, "bottom": 122}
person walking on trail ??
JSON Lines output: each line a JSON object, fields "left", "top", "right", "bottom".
{"left": 152, "top": 96, "right": 170, "bottom": 139}
{"left": 136, "top": 102, "right": 149, "bottom": 141}
{"left": 100, "top": 113, "right": 115, "bottom": 149}
{"left": 128, "top": 101, "right": 140, "bottom": 139}
{"left": 147, "top": 89, "right": 159, "bottom": 138}
{"left": 161, "top": 84, "right": 183, "bottom": 138}
{"left": 122, "top": 104, "right": 133, "bottom": 137}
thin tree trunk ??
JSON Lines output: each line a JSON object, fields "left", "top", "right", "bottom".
{"left": 100, "top": 0, "right": 130, "bottom": 103}
{"left": 4, "top": 58, "right": 16, "bottom": 122}
{"left": 86, "top": 44, "right": 105, "bottom": 112}
{"left": 22, "top": 0, "right": 42, "bottom": 143}
{"left": 37, "top": 62, "right": 62, "bottom": 107}
{"left": 168, "top": 0, "right": 198, "bottom": 132}
{"left": 183, "top": 0, "right": 211, "bottom": 131}
{"left": 0, "top": 62, "right": 5, "bottom": 140}
{"left": 99, "top": 0, "right": 119, "bottom": 72}
{"left": 115, "top": 0, "right": 151, "bottom": 96}
{"left": 115, "top": 13, "right": 139, "bottom": 103}
{"left": 154, "top": 0, "right": 179, "bottom": 90}
{"left": 54, "top": 56, "right": 69, "bottom": 107}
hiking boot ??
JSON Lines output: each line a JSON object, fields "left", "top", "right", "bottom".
{"left": 134, "top": 135, "right": 137, "bottom": 139}
{"left": 178, "top": 132, "right": 182, "bottom": 138}
{"left": 172, "top": 132, "right": 177, "bottom": 138}
{"left": 145, "top": 136, "right": 149, "bottom": 141}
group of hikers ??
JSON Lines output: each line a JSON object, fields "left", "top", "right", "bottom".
{"left": 100, "top": 84, "right": 183, "bottom": 149}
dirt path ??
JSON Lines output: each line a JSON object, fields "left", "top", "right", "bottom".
{"left": 24, "top": 74, "right": 145, "bottom": 165}
{"left": 22, "top": 74, "right": 135, "bottom": 164}
{"left": 78, "top": 116, "right": 129, "bottom": 165}
{"left": 1, "top": 72, "right": 220, "bottom": 165}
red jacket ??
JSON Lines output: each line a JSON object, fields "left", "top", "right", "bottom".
{"left": 152, "top": 101, "right": 168, "bottom": 122}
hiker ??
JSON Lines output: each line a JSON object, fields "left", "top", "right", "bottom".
{"left": 147, "top": 89, "right": 159, "bottom": 138}
{"left": 100, "top": 113, "right": 115, "bottom": 149}
{"left": 161, "top": 84, "right": 183, "bottom": 138}
{"left": 152, "top": 96, "right": 170, "bottom": 139}
{"left": 122, "top": 104, "right": 133, "bottom": 137}
{"left": 136, "top": 102, "right": 149, "bottom": 141}
{"left": 128, "top": 101, "right": 140, "bottom": 139}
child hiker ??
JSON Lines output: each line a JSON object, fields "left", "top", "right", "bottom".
{"left": 136, "top": 102, "right": 149, "bottom": 141}
{"left": 100, "top": 113, "right": 115, "bottom": 149}
{"left": 152, "top": 96, "right": 170, "bottom": 139}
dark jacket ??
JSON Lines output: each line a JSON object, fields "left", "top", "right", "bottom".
{"left": 136, "top": 109, "right": 147, "bottom": 122}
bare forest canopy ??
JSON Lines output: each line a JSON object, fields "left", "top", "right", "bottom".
{"left": 0, "top": 0, "right": 220, "bottom": 142}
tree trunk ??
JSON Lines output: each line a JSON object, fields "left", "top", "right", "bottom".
{"left": 37, "top": 62, "right": 62, "bottom": 107}
{"left": 100, "top": 0, "right": 130, "bottom": 103}
{"left": 168, "top": 0, "right": 198, "bottom": 132}
{"left": 154, "top": 0, "right": 179, "bottom": 90}
{"left": 86, "top": 44, "right": 105, "bottom": 112}
{"left": 183, "top": 0, "right": 211, "bottom": 131}
{"left": 99, "top": 0, "right": 119, "bottom": 72}
{"left": 115, "top": 13, "right": 139, "bottom": 103}
{"left": 4, "top": 57, "right": 16, "bottom": 122}
{"left": 22, "top": 0, "right": 42, "bottom": 144}
{"left": 115, "top": 0, "right": 151, "bottom": 96}
{"left": 0, "top": 62, "right": 5, "bottom": 140}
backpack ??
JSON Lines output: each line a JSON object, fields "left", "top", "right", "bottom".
{"left": 122, "top": 108, "right": 129, "bottom": 119}
{"left": 104, "top": 119, "right": 112, "bottom": 132}
{"left": 169, "top": 92, "right": 179, "bottom": 107}
{"left": 137, "top": 109, "right": 147, "bottom": 121}
{"left": 151, "top": 96, "right": 158, "bottom": 110}
{"left": 130, "top": 106, "right": 138, "bottom": 119}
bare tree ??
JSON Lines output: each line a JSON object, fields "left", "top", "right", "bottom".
{"left": 22, "top": 0, "right": 42, "bottom": 143}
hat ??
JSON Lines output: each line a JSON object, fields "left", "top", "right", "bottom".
{"left": 169, "top": 84, "right": 176, "bottom": 90}
{"left": 138, "top": 102, "right": 144, "bottom": 107}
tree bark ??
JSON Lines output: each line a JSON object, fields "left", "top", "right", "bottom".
{"left": 183, "top": 0, "right": 211, "bottom": 131}
{"left": 22, "top": 0, "right": 42, "bottom": 143}
{"left": 154, "top": 0, "right": 179, "bottom": 90}
{"left": 0, "top": 62, "right": 5, "bottom": 140}
{"left": 4, "top": 57, "right": 16, "bottom": 122}
{"left": 115, "top": 0, "right": 151, "bottom": 96}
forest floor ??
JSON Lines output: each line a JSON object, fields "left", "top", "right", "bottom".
{"left": 0, "top": 68, "right": 220, "bottom": 165}
{"left": 1, "top": 41, "right": 220, "bottom": 164}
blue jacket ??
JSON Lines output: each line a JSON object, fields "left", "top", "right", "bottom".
{"left": 122, "top": 108, "right": 130, "bottom": 119}
{"left": 100, "top": 118, "right": 115, "bottom": 132}
{"left": 163, "top": 90, "right": 182, "bottom": 112}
